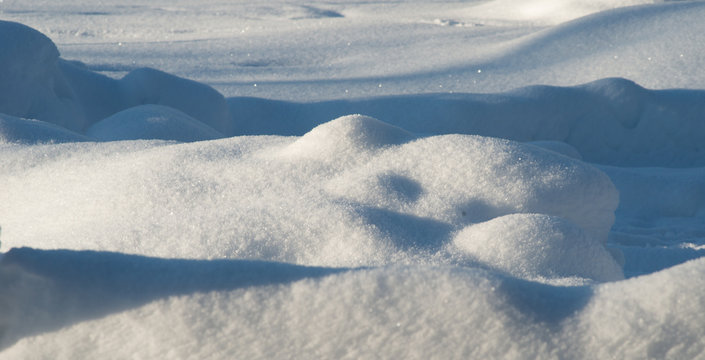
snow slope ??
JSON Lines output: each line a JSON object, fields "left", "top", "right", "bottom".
{"left": 1, "top": 0, "right": 705, "bottom": 358}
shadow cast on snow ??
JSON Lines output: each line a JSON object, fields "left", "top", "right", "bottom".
{"left": 0, "top": 247, "right": 346, "bottom": 350}
{"left": 0, "top": 247, "right": 597, "bottom": 351}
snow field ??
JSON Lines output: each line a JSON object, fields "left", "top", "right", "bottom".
{"left": 1, "top": 0, "right": 705, "bottom": 358}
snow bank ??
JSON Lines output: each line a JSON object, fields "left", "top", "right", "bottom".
{"left": 1, "top": 248, "right": 703, "bottom": 358}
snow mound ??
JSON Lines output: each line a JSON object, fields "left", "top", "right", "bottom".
{"left": 86, "top": 104, "right": 224, "bottom": 142}
{"left": 0, "top": 116, "right": 619, "bottom": 280}
{"left": 0, "top": 21, "right": 85, "bottom": 131}
{"left": 120, "top": 68, "right": 232, "bottom": 135}
{"left": 281, "top": 114, "right": 413, "bottom": 161}
{"left": 0, "top": 21, "right": 231, "bottom": 135}
{"left": 452, "top": 214, "right": 623, "bottom": 282}
{"left": 0, "top": 113, "right": 89, "bottom": 144}
{"left": 326, "top": 132, "right": 618, "bottom": 242}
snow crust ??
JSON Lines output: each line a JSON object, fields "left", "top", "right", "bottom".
{"left": 1, "top": 1, "right": 704, "bottom": 358}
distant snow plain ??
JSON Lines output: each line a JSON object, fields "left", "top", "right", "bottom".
{"left": 1, "top": 0, "right": 705, "bottom": 358}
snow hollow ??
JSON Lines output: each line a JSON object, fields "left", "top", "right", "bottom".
{"left": 1, "top": 1, "right": 705, "bottom": 358}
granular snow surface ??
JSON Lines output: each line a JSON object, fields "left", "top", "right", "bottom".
{"left": 1, "top": 1, "right": 705, "bottom": 358}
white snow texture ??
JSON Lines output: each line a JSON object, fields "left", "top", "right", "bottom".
{"left": 1, "top": 0, "right": 705, "bottom": 358}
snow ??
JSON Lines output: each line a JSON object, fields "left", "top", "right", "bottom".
{"left": 452, "top": 213, "right": 624, "bottom": 282}
{"left": 0, "top": 113, "right": 89, "bottom": 144}
{"left": 86, "top": 104, "right": 224, "bottom": 142}
{"left": 0, "top": 0, "right": 704, "bottom": 358}
{"left": 1, "top": 248, "right": 704, "bottom": 359}
{"left": 466, "top": 0, "right": 658, "bottom": 25}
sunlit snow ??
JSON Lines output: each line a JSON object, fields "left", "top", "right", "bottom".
{"left": 1, "top": 0, "right": 705, "bottom": 358}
